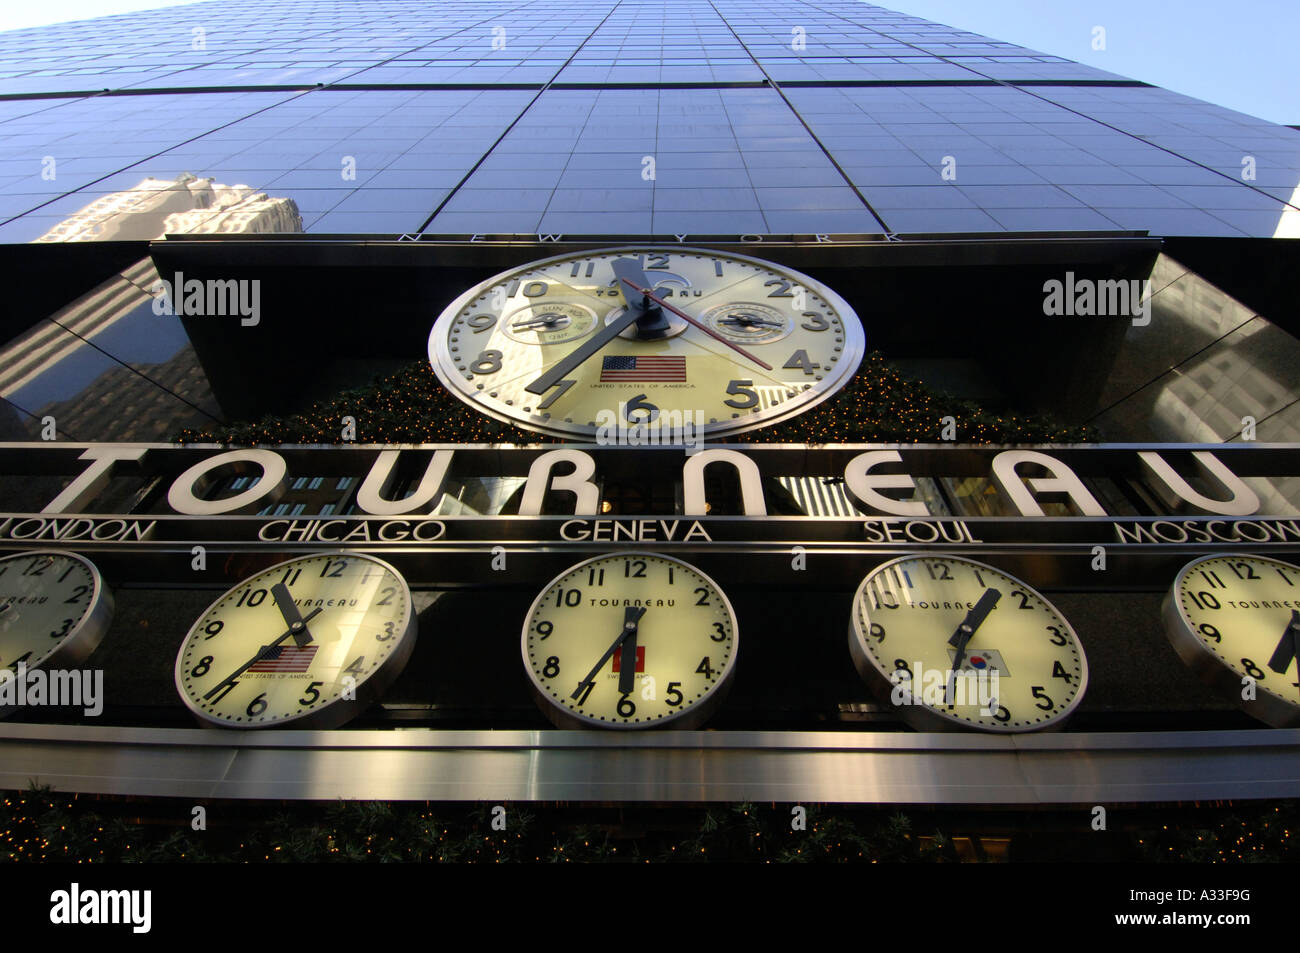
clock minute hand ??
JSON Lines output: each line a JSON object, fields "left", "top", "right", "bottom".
{"left": 946, "top": 588, "right": 1002, "bottom": 704}
{"left": 571, "top": 605, "right": 647, "bottom": 701}
{"left": 524, "top": 305, "right": 644, "bottom": 396}
{"left": 202, "top": 606, "right": 324, "bottom": 701}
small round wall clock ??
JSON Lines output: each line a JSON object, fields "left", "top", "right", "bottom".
{"left": 0, "top": 549, "right": 113, "bottom": 689}
{"left": 521, "top": 552, "right": 738, "bottom": 729}
{"left": 175, "top": 552, "right": 417, "bottom": 729}
{"left": 849, "top": 554, "right": 1089, "bottom": 732}
{"left": 1163, "top": 553, "right": 1300, "bottom": 727}
{"left": 428, "top": 246, "right": 864, "bottom": 440}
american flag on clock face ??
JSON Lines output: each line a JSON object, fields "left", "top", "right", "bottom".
{"left": 599, "top": 355, "right": 686, "bottom": 382}
{"left": 248, "top": 644, "right": 318, "bottom": 673}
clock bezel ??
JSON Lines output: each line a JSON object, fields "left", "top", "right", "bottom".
{"left": 428, "top": 244, "right": 866, "bottom": 440}
{"left": 849, "top": 553, "right": 1090, "bottom": 734}
{"left": 0, "top": 549, "right": 114, "bottom": 711}
{"left": 520, "top": 550, "right": 739, "bottom": 731}
{"left": 1162, "top": 552, "right": 1300, "bottom": 728}
{"left": 173, "top": 551, "right": 418, "bottom": 731}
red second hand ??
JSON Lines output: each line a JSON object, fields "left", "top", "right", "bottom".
{"left": 620, "top": 277, "right": 774, "bottom": 372}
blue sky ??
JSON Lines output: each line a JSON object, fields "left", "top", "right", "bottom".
{"left": 0, "top": 1, "right": 1296, "bottom": 126}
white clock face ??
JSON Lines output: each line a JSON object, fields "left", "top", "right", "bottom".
{"left": 0, "top": 550, "right": 112, "bottom": 677}
{"left": 521, "top": 552, "right": 738, "bottom": 729}
{"left": 850, "top": 555, "right": 1089, "bottom": 732}
{"left": 1164, "top": 554, "right": 1300, "bottom": 727}
{"left": 429, "top": 246, "right": 864, "bottom": 440}
{"left": 175, "top": 553, "right": 416, "bottom": 729}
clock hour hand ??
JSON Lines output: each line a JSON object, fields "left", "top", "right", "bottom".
{"left": 946, "top": 588, "right": 1002, "bottom": 704}
{"left": 271, "top": 582, "right": 314, "bottom": 648}
{"left": 571, "top": 605, "right": 647, "bottom": 702}
{"left": 202, "top": 606, "right": 323, "bottom": 701}
{"left": 1265, "top": 611, "right": 1300, "bottom": 692}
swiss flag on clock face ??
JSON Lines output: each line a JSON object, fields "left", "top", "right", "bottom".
{"left": 612, "top": 646, "right": 646, "bottom": 673}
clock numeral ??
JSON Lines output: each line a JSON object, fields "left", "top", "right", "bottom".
{"left": 569, "top": 260, "right": 596, "bottom": 278}
{"left": 1051, "top": 660, "right": 1073, "bottom": 682}
{"left": 1227, "top": 562, "right": 1259, "bottom": 581}
{"left": 23, "top": 557, "right": 52, "bottom": 576}
{"left": 535, "top": 620, "right": 554, "bottom": 640}
{"left": 665, "top": 682, "right": 684, "bottom": 707}
{"left": 992, "top": 704, "right": 1011, "bottom": 723}
{"left": 1242, "top": 658, "right": 1266, "bottom": 681}
{"left": 1188, "top": 590, "right": 1221, "bottom": 611}
{"left": 299, "top": 681, "right": 324, "bottom": 707}
{"left": 1031, "top": 686, "right": 1054, "bottom": 711}
{"left": 694, "top": 587, "right": 711, "bottom": 607}
{"left": 800, "top": 311, "right": 829, "bottom": 332}
{"left": 617, "top": 694, "right": 636, "bottom": 717}
{"left": 1011, "top": 590, "right": 1033, "bottom": 610}
{"left": 696, "top": 657, "right": 715, "bottom": 679}
{"left": 522, "top": 281, "right": 548, "bottom": 298}
{"left": 588, "top": 567, "right": 605, "bottom": 586}
{"left": 190, "top": 656, "right": 213, "bottom": 678}
{"left": 553, "top": 588, "right": 582, "bottom": 608}
{"left": 574, "top": 680, "right": 593, "bottom": 705}
{"left": 343, "top": 656, "right": 367, "bottom": 677}
{"left": 57, "top": 564, "right": 74, "bottom": 583}
{"left": 319, "top": 559, "right": 347, "bottom": 578}
{"left": 542, "top": 656, "right": 560, "bottom": 679}
{"left": 870, "top": 585, "right": 899, "bottom": 610}
{"left": 623, "top": 394, "right": 659, "bottom": 422}
{"left": 209, "top": 680, "right": 238, "bottom": 704}
{"left": 236, "top": 587, "right": 268, "bottom": 608}
{"left": 471, "top": 350, "right": 503, "bottom": 375}
{"left": 1278, "top": 567, "right": 1295, "bottom": 587}
{"left": 63, "top": 584, "right": 90, "bottom": 604}
{"left": 712, "top": 258, "right": 724, "bottom": 277}
{"left": 245, "top": 693, "right": 268, "bottom": 718}
{"left": 643, "top": 254, "right": 670, "bottom": 271}
{"left": 279, "top": 567, "right": 302, "bottom": 587}
{"left": 925, "top": 562, "right": 953, "bottom": 582}
{"left": 893, "top": 659, "right": 913, "bottom": 680}
{"left": 783, "top": 349, "right": 818, "bottom": 376}
{"left": 868, "top": 622, "right": 886, "bottom": 643}
{"left": 667, "top": 566, "right": 674, "bottom": 585}
{"left": 624, "top": 560, "right": 646, "bottom": 579}
{"left": 466, "top": 313, "right": 496, "bottom": 333}
{"left": 1200, "top": 568, "right": 1226, "bottom": 588}
{"left": 710, "top": 622, "right": 727, "bottom": 642}
{"left": 764, "top": 278, "right": 794, "bottom": 298}
{"left": 203, "top": 620, "right": 224, "bottom": 640}
{"left": 723, "top": 379, "right": 759, "bottom": 410}
{"left": 536, "top": 378, "right": 575, "bottom": 410}
{"left": 1197, "top": 623, "right": 1222, "bottom": 643}
{"left": 376, "top": 621, "right": 396, "bottom": 642}
{"left": 1046, "top": 625, "right": 1068, "bottom": 646}
{"left": 376, "top": 586, "right": 396, "bottom": 607}
{"left": 48, "top": 618, "right": 74, "bottom": 639}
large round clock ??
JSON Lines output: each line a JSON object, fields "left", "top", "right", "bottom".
{"left": 849, "top": 554, "right": 1089, "bottom": 732}
{"left": 175, "top": 552, "right": 417, "bottom": 729}
{"left": 521, "top": 552, "right": 738, "bottom": 729}
{"left": 0, "top": 550, "right": 113, "bottom": 693}
{"left": 1163, "top": 553, "right": 1300, "bottom": 727}
{"left": 428, "top": 246, "right": 864, "bottom": 439}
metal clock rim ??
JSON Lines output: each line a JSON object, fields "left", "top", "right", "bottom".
{"left": 519, "top": 549, "right": 740, "bottom": 730}
{"left": 1162, "top": 552, "right": 1300, "bottom": 728}
{"left": 173, "top": 550, "right": 418, "bottom": 731}
{"left": 0, "top": 548, "right": 113, "bottom": 688}
{"left": 428, "top": 244, "right": 867, "bottom": 440}
{"left": 848, "top": 552, "right": 1090, "bottom": 734}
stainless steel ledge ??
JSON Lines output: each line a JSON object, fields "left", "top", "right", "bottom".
{"left": 1, "top": 724, "right": 1297, "bottom": 803}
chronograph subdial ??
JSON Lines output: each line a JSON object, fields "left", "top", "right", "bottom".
{"left": 701, "top": 302, "right": 793, "bottom": 345}
{"left": 502, "top": 302, "right": 598, "bottom": 346}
